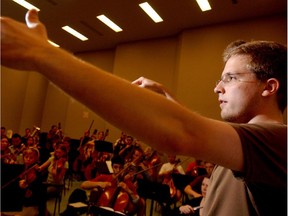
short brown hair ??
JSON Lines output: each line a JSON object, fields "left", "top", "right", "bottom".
{"left": 223, "top": 40, "right": 287, "bottom": 112}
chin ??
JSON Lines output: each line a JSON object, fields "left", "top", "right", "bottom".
{"left": 221, "top": 112, "right": 238, "bottom": 123}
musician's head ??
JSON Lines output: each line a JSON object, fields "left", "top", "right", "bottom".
{"left": 125, "top": 136, "right": 134, "bottom": 146}
{"left": 54, "top": 144, "right": 68, "bottom": 159}
{"left": 11, "top": 133, "right": 22, "bottom": 147}
{"left": 201, "top": 176, "right": 210, "bottom": 198}
{"left": 23, "top": 147, "right": 39, "bottom": 166}
{"left": 167, "top": 155, "right": 177, "bottom": 163}
{"left": 132, "top": 147, "right": 144, "bottom": 162}
{"left": 204, "top": 161, "right": 215, "bottom": 177}
{"left": 111, "top": 155, "right": 124, "bottom": 174}
{"left": 1, "top": 136, "right": 9, "bottom": 151}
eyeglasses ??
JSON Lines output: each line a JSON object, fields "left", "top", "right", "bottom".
{"left": 215, "top": 72, "right": 256, "bottom": 86}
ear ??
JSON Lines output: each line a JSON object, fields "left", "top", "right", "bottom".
{"left": 261, "top": 78, "right": 279, "bottom": 97}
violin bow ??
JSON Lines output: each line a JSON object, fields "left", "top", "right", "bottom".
{"left": 1, "top": 163, "right": 39, "bottom": 189}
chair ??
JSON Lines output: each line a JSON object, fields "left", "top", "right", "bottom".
{"left": 44, "top": 182, "right": 65, "bottom": 216}
{"left": 63, "top": 172, "right": 73, "bottom": 196}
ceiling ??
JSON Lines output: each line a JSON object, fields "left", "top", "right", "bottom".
{"left": 1, "top": 0, "right": 286, "bottom": 54}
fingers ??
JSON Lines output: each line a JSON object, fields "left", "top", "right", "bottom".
{"left": 131, "top": 76, "right": 145, "bottom": 85}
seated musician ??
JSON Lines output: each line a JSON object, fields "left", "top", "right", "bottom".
{"left": 158, "top": 155, "right": 185, "bottom": 203}
{"left": 117, "top": 135, "right": 135, "bottom": 161}
{"left": 9, "top": 133, "right": 26, "bottom": 164}
{"left": 81, "top": 155, "right": 146, "bottom": 216}
{"left": 18, "top": 147, "right": 46, "bottom": 216}
{"left": 38, "top": 144, "right": 68, "bottom": 197}
{"left": 1, "top": 135, "right": 16, "bottom": 164}
{"left": 184, "top": 162, "right": 215, "bottom": 199}
{"left": 124, "top": 146, "right": 155, "bottom": 185}
{"left": 73, "top": 139, "right": 97, "bottom": 180}
{"left": 175, "top": 176, "right": 210, "bottom": 216}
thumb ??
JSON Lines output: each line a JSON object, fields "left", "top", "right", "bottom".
{"left": 25, "top": 9, "right": 48, "bottom": 39}
{"left": 25, "top": 9, "right": 40, "bottom": 29}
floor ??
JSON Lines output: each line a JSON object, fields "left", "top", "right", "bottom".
{"left": 46, "top": 179, "right": 168, "bottom": 216}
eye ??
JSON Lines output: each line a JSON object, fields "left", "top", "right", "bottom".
{"left": 223, "top": 74, "right": 237, "bottom": 83}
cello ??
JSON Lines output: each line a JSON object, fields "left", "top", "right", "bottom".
{"left": 96, "top": 157, "right": 139, "bottom": 214}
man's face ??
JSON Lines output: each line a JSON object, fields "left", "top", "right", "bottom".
{"left": 12, "top": 137, "right": 22, "bottom": 147}
{"left": 214, "top": 55, "right": 265, "bottom": 123}
{"left": 112, "top": 163, "right": 123, "bottom": 174}
{"left": 125, "top": 137, "right": 133, "bottom": 145}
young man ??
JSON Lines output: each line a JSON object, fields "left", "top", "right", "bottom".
{"left": 1, "top": 10, "right": 286, "bottom": 215}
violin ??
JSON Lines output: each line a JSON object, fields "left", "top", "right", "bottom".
{"left": 19, "top": 164, "right": 38, "bottom": 186}
{"left": 52, "top": 157, "right": 67, "bottom": 173}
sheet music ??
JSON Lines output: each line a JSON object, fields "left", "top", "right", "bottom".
{"left": 69, "top": 202, "right": 88, "bottom": 208}
{"left": 106, "top": 160, "right": 113, "bottom": 173}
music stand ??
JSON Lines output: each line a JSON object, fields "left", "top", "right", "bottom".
{"left": 94, "top": 140, "right": 114, "bottom": 153}
{"left": 172, "top": 173, "right": 196, "bottom": 191}
{"left": 70, "top": 139, "right": 81, "bottom": 149}
{"left": 137, "top": 179, "right": 171, "bottom": 216}
{"left": 1, "top": 164, "right": 25, "bottom": 212}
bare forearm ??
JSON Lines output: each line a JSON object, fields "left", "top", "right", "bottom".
{"left": 81, "top": 181, "right": 107, "bottom": 190}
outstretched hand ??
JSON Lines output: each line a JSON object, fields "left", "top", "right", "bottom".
{"left": 1, "top": 9, "right": 50, "bottom": 70}
{"left": 132, "top": 76, "right": 178, "bottom": 102}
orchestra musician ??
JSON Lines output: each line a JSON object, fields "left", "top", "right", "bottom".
{"left": 9, "top": 133, "right": 26, "bottom": 164}
{"left": 38, "top": 144, "right": 68, "bottom": 197}
{"left": 18, "top": 147, "right": 46, "bottom": 216}
{"left": 113, "top": 132, "right": 127, "bottom": 154}
{"left": 158, "top": 155, "right": 185, "bottom": 202}
{"left": 124, "top": 146, "right": 155, "bottom": 187}
{"left": 142, "top": 146, "right": 162, "bottom": 182}
{"left": 1, "top": 135, "right": 16, "bottom": 164}
{"left": 73, "top": 139, "right": 98, "bottom": 180}
{"left": 117, "top": 135, "right": 135, "bottom": 161}
{"left": 81, "top": 155, "right": 146, "bottom": 216}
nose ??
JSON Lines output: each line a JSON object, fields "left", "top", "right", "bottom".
{"left": 214, "top": 81, "right": 224, "bottom": 94}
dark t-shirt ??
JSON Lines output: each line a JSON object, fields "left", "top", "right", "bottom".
{"left": 232, "top": 123, "right": 287, "bottom": 216}
{"left": 204, "top": 123, "right": 287, "bottom": 216}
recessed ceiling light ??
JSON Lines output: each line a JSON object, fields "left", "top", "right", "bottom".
{"left": 139, "top": 2, "right": 163, "bottom": 23}
{"left": 48, "top": 40, "right": 60, "bottom": 47}
{"left": 196, "top": 0, "right": 212, "bottom": 11}
{"left": 12, "top": 0, "right": 40, "bottom": 11}
{"left": 62, "top": 26, "right": 88, "bottom": 41}
{"left": 97, "top": 15, "right": 123, "bottom": 32}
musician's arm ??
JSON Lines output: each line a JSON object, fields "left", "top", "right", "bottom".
{"left": 38, "top": 158, "right": 51, "bottom": 172}
{"left": 184, "top": 185, "right": 202, "bottom": 198}
{"left": 118, "top": 182, "right": 140, "bottom": 204}
{"left": 81, "top": 181, "right": 111, "bottom": 190}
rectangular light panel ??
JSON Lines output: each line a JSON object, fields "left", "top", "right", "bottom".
{"left": 12, "top": 0, "right": 40, "bottom": 11}
{"left": 48, "top": 40, "right": 60, "bottom": 47}
{"left": 196, "top": 0, "right": 212, "bottom": 11}
{"left": 62, "top": 26, "right": 88, "bottom": 41}
{"left": 139, "top": 2, "right": 163, "bottom": 23}
{"left": 97, "top": 15, "right": 123, "bottom": 32}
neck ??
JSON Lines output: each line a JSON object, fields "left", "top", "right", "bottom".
{"left": 248, "top": 113, "right": 285, "bottom": 124}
